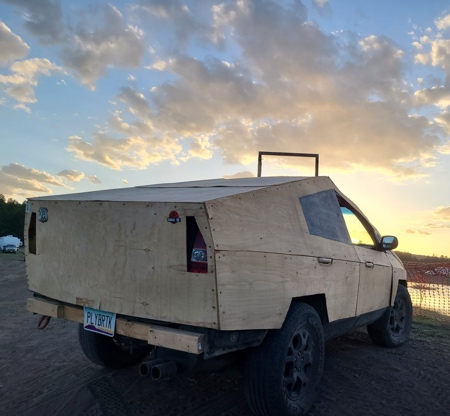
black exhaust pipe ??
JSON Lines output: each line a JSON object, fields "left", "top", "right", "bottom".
{"left": 139, "top": 359, "right": 178, "bottom": 380}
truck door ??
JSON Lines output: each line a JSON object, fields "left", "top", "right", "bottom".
{"left": 339, "top": 204, "right": 392, "bottom": 315}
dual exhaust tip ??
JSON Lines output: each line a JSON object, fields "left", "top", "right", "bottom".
{"left": 139, "top": 359, "right": 178, "bottom": 381}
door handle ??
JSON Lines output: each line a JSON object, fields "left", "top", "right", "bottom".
{"left": 365, "top": 261, "right": 374, "bottom": 268}
{"left": 318, "top": 257, "right": 333, "bottom": 265}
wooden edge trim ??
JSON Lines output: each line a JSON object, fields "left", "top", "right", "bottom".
{"left": 27, "top": 297, "right": 64, "bottom": 318}
{"left": 147, "top": 325, "right": 205, "bottom": 355}
{"left": 26, "top": 298, "right": 204, "bottom": 355}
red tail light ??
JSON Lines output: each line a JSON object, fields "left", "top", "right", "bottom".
{"left": 189, "top": 230, "right": 208, "bottom": 273}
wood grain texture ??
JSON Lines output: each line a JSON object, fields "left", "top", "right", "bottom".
{"left": 147, "top": 325, "right": 205, "bottom": 354}
{"left": 27, "top": 297, "right": 64, "bottom": 318}
{"left": 206, "top": 177, "right": 360, "bottom": 262}
{"left": 26, "top": 201, "right": 218, "bottom": 328}
{"left": 25, "top": 175, "right": 397, "bottom": 334}
{"left": 386, "top": 251, "right": 407, "bottom": 304}
{"left": 215, "top": 251, "right": 360, "bottom": 330}
{"left": 354, "top": 246, "right": 393, "bottom": 314}
{"left": 27, "top": 298, "right": 204, "bottom": 353}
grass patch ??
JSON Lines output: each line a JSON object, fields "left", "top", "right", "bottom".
{"left": 413, "top": 314, "right": 450, "bottom": 341}
{"left": 0, "top": 250, "right": 25, "bottom": 262}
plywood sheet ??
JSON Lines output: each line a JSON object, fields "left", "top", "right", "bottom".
{"left": 26, "top": 200, "right": 218, "bottom": 328}
{"left": 215, "top": 251, "right": 360, "bottom": 330}
{"left": 206, "top": 177, "right": 360, "bottom": 262}
{"left": 27, "top": 177, "right": 308, "bottom": 203}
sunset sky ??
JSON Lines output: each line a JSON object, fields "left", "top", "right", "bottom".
{"left": 1, "top": 0, "right": 449, "bottom": 257}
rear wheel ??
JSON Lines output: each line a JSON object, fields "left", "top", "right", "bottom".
{"left": 78, "top": 324, "right": 152, "bottom": 369}
{"left": 367, "top": 284, "right": 412, "bottom": 348}
{"left": 244, "top": 303, "right": 325, "bottom": 416}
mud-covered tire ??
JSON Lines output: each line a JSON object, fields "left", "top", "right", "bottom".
{"left": 244, "top": 303, "right": 325, "bottom": 416}
{"left": 367, "top": 284, "right": 413, "bottom": 348}
{"left": 78, "top": 324, "right": 152, "bottom": 369}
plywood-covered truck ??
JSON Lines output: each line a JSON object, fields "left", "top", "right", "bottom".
{"left": 25, "top": 176, "right": 412, "bottom": 415}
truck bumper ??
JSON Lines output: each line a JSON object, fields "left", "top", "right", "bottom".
{"left": 27, "top": 297, "right": 205, "bottom": 355}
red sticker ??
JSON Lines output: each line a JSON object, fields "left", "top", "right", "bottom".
{"left": 167, "top": 211, "right": 181, "bottom": 224}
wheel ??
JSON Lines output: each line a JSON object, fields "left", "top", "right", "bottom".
{"left": 367, "top": 284, "right": 412, "bottom": 348}
{"left": 78, "top": 324, "right": 152, "bottom": 369}
{"left": 244, "top": 303, "right": 325, "bottom": 416}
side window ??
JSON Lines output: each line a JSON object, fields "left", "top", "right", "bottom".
{"left": 340, "top": 206, "right": 375, "bottom": 247}
{"left": 300, "top": 190, "right": 351, "bottom": 244}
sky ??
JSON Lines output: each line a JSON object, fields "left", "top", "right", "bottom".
{"left": 0, "top": 0, "right": 450, "bottom": 257}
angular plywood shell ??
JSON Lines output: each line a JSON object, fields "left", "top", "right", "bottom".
{"left": 25, "top": 176, "right": 399, "bottom": 332}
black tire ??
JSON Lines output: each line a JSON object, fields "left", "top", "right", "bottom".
{"left": 78, "top": 324, "right": 152, "bottom": 369}
{"left": 367, "top": 284, "right": 413, "bottom": 348}
{"left": 244, "top": 303, "right": 325, "bottom": 416}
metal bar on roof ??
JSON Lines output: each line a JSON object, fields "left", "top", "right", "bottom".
{"left": 257, "top": 151, "right": 319, "bottom": 177}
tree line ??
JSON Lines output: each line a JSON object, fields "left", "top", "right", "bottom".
{"left": 395, "top": 251, "right": 449, "bottom": 263}
{"left": 0, "top": 195, "right": 26, "bottom": 241}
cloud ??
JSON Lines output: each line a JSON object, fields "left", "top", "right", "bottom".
{"left": 56, "top": 169, "right": 85, "bottom": 182}
{"left": 131, "top": 0, "right": 214, "bottom": 50}
{"left": 414, "top": 86, "right": 450, "bottom": 108}
{"left": 117, "top": 87, "right": 151, "bottom": 120}
{"left": 13, "top": 103, "right": 30, "bottom": 113}
{"left": 3, "top": 0, "right": 445, "bottom": 179}
{"left": 311, "top": 0, "right": 331, "bottom": 16}
{"left": 3, "top": 2, "right": 146, "bottom": 88}
{"left": 56, "top": 169, "right": 102, "bottom": 185}
{"left": 0, "top": 0, "right": 65, "bottom": 45}
{"left": 87, "top": 175, "right": 101, "bottom": 184}
{"left": 405, "top": 229, "right": 431, "bottom": 235}
{"left": 49, "top": 0, "right": 444, "bottom": 178}
{"left": 187, "top": 135, "right": 214, "bottom": 160}
{"left": 435, "top": 111, "right": 450, "bottom": 136}
{"left": 313, "top": 0, "right": 329, "bottom": 7}
{"left": 427, "top": 223, "right": 450, "bottom": 229}
{"left": 434, "top": 206, "right": 450, "bottom": 221}
{"left": 0, "top": 163, "right": 70, "bottom": 200}
{"left": 66, "top": 131, "right": 182, "bottom": 170}
{"left": 0, "top": 163, "right": 102, "bottom": 200}
{"left": 0, "top": 21, "right": 29, "bottom": 65}
{"left": 2, "top": 163, "right": 66, "bottom": 186}
{"left": 435, "top": 13, "right": 450, "bottom": 31}
{"left": 223, "top": 171, "right": 255, "bottom": 179}
{"left": 59, "top": 4, "right": 146, "bottom": 89}
{"left": 0, "top": 57, "right": 62, "bottom": 103}
{"left": 414, "top": 14, "right": 450, "bottom": 95}
{"left": 116, "top": 1, "right": 436, "bottom": 178}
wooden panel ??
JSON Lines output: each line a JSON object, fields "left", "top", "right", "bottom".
{"left": 354, "top": 246, "right": 392, "bottom": 314}
{"left": 147, "top": 325, "right": 205, "bottom": 354}
{"left": 386, "top": 251, "right": 407, "bottom": 304}
{"left": 206, "top": 177, "right": 360, "bottom": 262}
{"left": 26, "top": 201, "right": 218, "bottom": 328}
{"left": 28, "top": 177, "right": 307, "bottom": 202}
{"left": 63, "top": 304, "right": 84, "bottom": 323}
{"left": 215, "top": 251, "right": 360, "bottom": 330}
{"left": 27, "top": 297, "right": 64, "bottom": 318}
{"left": 27, "top": 298, "right": 203, "bottom": 353}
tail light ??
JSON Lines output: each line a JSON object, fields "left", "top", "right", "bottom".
{"left": 189, "top": 230, "right": 208, "bottom": 273}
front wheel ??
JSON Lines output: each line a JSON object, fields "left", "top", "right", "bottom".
{"left": 78, "top": 324, "right": 152, "bottom": 369}
{"left": 367, "top": 284, "right": 413, "bottom": 348}
{"left": 244, "top": 303, "right": 325, "bottom": 416}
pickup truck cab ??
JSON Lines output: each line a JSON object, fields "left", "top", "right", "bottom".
{"left": 25, "top": 176, "right": 412, "bottom": 416}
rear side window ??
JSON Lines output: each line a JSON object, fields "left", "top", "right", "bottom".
{"left": 300, "top": 190, "right": 351, "bottom": 244}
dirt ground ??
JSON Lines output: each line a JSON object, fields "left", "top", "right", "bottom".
{"left": 1, "top": 254, "right": 450, "bottom": 416}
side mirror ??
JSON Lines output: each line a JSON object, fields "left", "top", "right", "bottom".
{"left": 379, "top": 236, "right": 398, "bottom": 251}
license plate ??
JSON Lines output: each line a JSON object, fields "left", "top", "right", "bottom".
{"left": 83, "top": 307, "right": 116, "bottom": 337}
